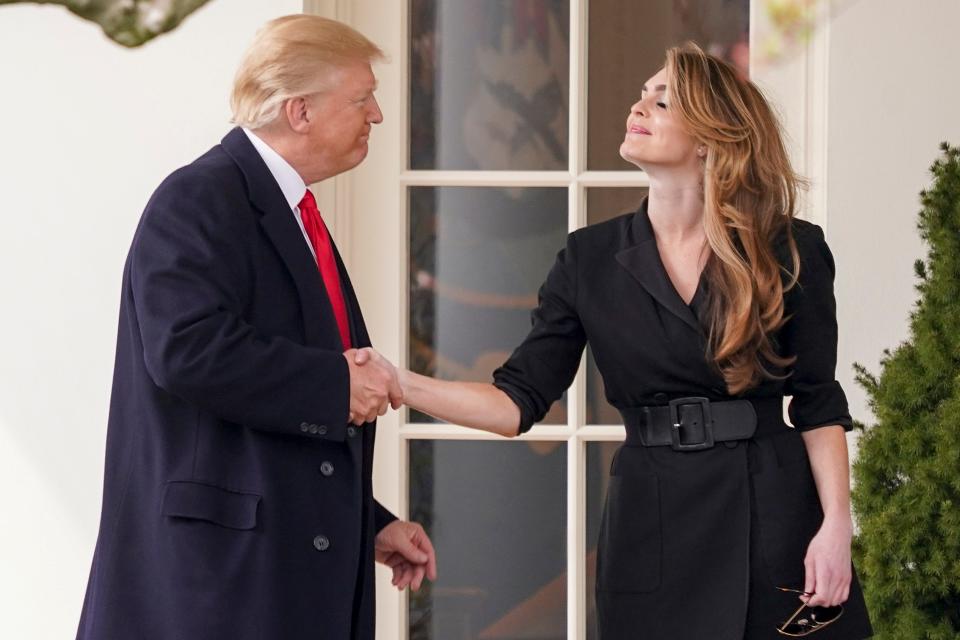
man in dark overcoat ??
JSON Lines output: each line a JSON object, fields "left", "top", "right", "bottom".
{"left": 76, "top": 15, "right": 436, "bottom": 640}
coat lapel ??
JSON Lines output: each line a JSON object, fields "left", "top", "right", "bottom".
{"left": 615, "top": 196, "right": 705, "bottom": 335}
{"left": 220, "top": 127, "right": 344, "bottom": 349}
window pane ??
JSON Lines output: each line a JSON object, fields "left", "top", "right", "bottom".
{"left": 585, "top": 188, "right": 648, "bottom": 425}
{"left": 585, "top": 441, "right": 621, "bottom": 640}
{"left": 409, "top": 440, "right": 567, "bottom": 640}
{"left": 410, "top": 0, "right": 570, "bottom": 170}
{"left": 587, "top": 0, "right": 750, "bottom": 170}
{"left": 586, "top": 187, "right": 648, "bottom": 226}
{"left": 409, "top": 186, "right": 568, "bottom": 425}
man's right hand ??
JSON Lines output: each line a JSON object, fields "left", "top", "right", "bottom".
{"left": 344, "top": 348, "right": 403, "bottom": 425}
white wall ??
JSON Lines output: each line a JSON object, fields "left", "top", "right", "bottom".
{"left": 0, "top": 2, "right": 300, "bottom": 637}
{"left": 827, "top": 0, "right": 960, "bottom": 439}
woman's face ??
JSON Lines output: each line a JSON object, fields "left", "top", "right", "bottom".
{"left": 619, "top": 67, "right": 701, "bottom": 171}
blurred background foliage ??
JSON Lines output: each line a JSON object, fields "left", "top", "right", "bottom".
{"left": 0, "top": 0, "right": 211, "bottom": 47}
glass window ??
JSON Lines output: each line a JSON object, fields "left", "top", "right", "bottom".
{"left": 409, "top": 439, "right": 568, "bottom": 639}
{"left": 410, "top": 0, "right": 570, "bottom": 170}
{"left": 409, "top": 186, "right": 569, "bottom": 425}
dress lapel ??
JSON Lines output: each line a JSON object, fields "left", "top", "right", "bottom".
{"left": 220, "top": 127, "right": 344, "bottom": 349}
{"left": 615, "top": 196, "right": 705, "bottom": 335}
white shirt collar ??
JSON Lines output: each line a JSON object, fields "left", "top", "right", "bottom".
{"left": 241, "top": 127, "right": 307, "bottom": 211}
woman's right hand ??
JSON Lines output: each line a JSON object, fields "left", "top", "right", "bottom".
{"left": 351, "top": 348, "right": 521, "bottom": 437}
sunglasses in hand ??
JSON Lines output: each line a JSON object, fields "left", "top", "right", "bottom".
{"left": 775, "top": 586, "right": 844, "bottom": 637}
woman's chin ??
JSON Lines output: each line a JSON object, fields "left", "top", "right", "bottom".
{"left": 619, "top": 144, "right": 644, "bottom": 169}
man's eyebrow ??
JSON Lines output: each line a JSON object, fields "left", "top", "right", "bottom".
{"left": 641, "top": 84, "right": 667, "bottom": 93}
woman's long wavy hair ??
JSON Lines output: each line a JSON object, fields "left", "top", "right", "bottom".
{"left": 665, "top": 43, "right": 803, "bottom": 395}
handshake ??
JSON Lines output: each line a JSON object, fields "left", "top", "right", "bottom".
{"left": 342, "top": 345, "right": 519, "bottom": 437}
{"left": 343, "top": 347, "right": 406, "bottom": 426}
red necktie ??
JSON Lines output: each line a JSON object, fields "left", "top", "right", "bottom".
{"left": 298, "top": 190, "right": 351, "bottom": 350}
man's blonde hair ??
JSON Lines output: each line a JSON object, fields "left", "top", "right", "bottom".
{"left": 231, "top": 15, "right": 385, "bottom": 129}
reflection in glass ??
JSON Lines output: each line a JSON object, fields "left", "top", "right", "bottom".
{"left": 586, "top": 187, "right": 648, "bottom": 227}
{"left": 587, "top": 0, "right": 750, "bottom": 170}
{"left": 409, "top": 439, "right": 567, "bottom": 640}
{"left": 409, "top": 186, "right": 568, "bottom": 424}
{"left": 410, "top": 0, "right": 570, "bottom": 170}
{"left": 585, "top": 441, "right": 621, "bottom": 640}
{"left": 585, "top": 188, "right": 648, "bottom": 425}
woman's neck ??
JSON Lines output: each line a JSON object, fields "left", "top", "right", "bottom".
{"left": 646, "top": 180, "right": 705, "bottom": 245}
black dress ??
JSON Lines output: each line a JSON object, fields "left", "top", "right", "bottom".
{"left": 493, "top": 197, "right": 873, "bottom": 639}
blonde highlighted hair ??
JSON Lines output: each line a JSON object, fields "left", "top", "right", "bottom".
{"left": 231, "top": 14, "right": 385, "bottom": 129}
{"left": 665, "top": 42, "right": 803, "bottom": 395}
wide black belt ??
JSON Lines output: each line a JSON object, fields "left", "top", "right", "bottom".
{"left": 619, "top": 395, "right": 788, "bottom": 451}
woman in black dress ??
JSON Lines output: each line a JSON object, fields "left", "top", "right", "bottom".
{"left": 365, "top": 44, "right": 873, "bottom": 639}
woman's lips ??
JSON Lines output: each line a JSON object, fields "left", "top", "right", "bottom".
{"left": 629, "top": 125, "right": 652, "bottom": 135}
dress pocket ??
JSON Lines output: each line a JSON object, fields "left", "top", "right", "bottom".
{"left": 597, "top": 473, "right": 662, "bottom": 593}
{"left": 752, "top": 436, "right": 823, "bottom": 586}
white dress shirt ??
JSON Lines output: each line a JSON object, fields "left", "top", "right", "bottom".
{"left": 241, "top": 127, "right": 318, "bottom": 261}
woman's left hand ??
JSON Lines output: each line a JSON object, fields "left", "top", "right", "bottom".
{"left": 801, "top": 515, "right": 853, "bottom": 607}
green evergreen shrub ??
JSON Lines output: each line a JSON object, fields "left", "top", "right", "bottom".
{"left": 852, "top": 142, "right": 960, "bottom": 639}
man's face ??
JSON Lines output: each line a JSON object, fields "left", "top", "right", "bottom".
{"left": 304, "top": 59, "right": 383, "bottom": 178}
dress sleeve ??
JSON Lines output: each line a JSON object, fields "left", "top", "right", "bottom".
{"left": 780, "top": 223, "right": 854, "bottom": 432}
{"left": 492, "top": 233, "right": 587, "bottom": 434}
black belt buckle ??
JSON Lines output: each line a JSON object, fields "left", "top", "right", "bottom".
{"left": 668, "top": 396, "right": 714, "bottom": 451}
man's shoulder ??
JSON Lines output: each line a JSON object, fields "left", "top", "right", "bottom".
{"left": 153, "top": 143, "right": 244, "bottom": 203}
{"left": 135, "top": 141, "right": 254, "bottom": 245}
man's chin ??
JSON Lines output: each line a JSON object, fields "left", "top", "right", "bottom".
{"left": 354, "top": 142, "right": 370, "bottom": 161}
{"left": 338, "top": 146, "right": 370, "bottom": 174}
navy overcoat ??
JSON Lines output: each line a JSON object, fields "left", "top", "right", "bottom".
{"left": 76, "top": 128, "right": 395, "bottom": 640}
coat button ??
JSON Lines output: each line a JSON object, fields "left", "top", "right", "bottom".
{"left": 308, "top": 424, "right": 319, "bottom": 434}
{"left": 320, "top": 461, "right": 334, "bottom": 477}
{"left": 313, "top": 535, "right": 330, "bottom": 551}
{"left": 347, "top": 426, "right": 357, "bottom": 438}
{"left": 318, "top": 425, "right": 328, "bottom": 435}
{"left": 299, "top": 422, "right": 309, "bottom": 433}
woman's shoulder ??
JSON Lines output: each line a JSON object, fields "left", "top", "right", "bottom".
{"left": 774, "top": 215, "right": 826, "bottom": 244}
{"left": 793, "top": 218, "right": 831, "bottom": 248}
{"left": 773, "top": 216, "right": 836, "bottom": 286}
{"left": 773, "top": 216, "right": 832, "bottom": 256}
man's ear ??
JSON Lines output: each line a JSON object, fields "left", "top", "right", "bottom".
{"left": 284, "top": 96, "right": 312, "bottom": 134}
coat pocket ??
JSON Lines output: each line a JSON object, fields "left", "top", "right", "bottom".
{"left": 752, "top": 435, "right": 823, "bottom": 586}
{"left": 161, "top": 481, "right": 261, "bottom": 530}
{"left": 597, "top": 473, "right": 662, "bottom": 593}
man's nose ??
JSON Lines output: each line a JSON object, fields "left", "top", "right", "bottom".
{"left": 369, "top": 97, "right": 384, "bottom": 124}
